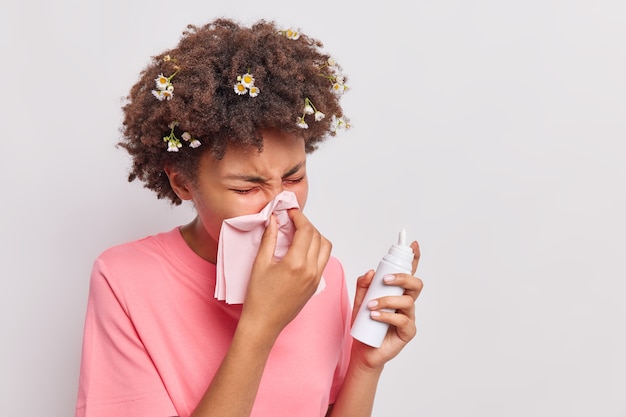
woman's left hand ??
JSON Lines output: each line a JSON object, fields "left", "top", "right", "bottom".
{"left": 350, "top": 240, "right": 424, "bottom": 369}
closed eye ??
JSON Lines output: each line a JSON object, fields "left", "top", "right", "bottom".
{"left": 284, "top": 176, "right": 305, "bottom": 185}
{"left": 229, "top": 187, "right": 257, "bottom": 194}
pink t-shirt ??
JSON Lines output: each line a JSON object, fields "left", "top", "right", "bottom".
{"left": 76, "top": 228, "right": 352, "bottom": 417}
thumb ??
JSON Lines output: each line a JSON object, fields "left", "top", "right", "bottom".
{"left": 256, "top": 214, "right": 278, "bottom": 264}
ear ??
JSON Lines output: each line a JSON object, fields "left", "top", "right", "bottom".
{"left": 164, "top": 166, "right": 193, "bottom": 201}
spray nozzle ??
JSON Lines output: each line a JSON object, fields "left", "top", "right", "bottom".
{"left": 397, "top": 228, "right": 408, "bottom": 247}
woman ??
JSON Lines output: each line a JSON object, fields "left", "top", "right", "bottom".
{"left": 76, "top": 18, "right": 423, "bottom": 417}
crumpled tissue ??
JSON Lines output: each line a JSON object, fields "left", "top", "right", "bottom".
{"left": 215, "top": 190, "right": 325, "bottom": 304}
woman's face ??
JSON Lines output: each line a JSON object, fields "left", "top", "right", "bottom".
{"left": 170, "top": 129, "right": 309, "bottom": 262}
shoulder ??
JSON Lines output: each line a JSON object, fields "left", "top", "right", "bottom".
{"left": 96, "top": 228, "right": 178, "bottom": 268}
{"left": 91, "top": 229, "right": 181, "bottom": 289}
{"left": 87, "top": 229, "right": 186, "bottom": 310}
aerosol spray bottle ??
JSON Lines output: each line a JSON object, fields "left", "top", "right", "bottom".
{"left": 350, "top": 228, "right": 414, "bottom": 348}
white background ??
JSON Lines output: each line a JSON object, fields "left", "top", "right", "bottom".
{"left": 1, "top": 0, "right": 625, "bottom": 416}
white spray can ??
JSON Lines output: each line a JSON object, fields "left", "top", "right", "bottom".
{"left": 350, "top": 228, "right": 414, "bottom": 348}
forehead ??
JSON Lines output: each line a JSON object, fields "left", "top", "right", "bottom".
{"left": 204, "top": 131, "right": 306, "bottom": 176}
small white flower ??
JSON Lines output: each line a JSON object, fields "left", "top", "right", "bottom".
{"left": 167, "top": 84, "right": 174, "bottom": 92}
{"left": 152, "top": 90, "right": 166, "bottom": 101}
{"left": 314, "top": 111, "right": 325, "bottom": 121}
{"left": 304, "top": 104, "right": 314, "bottom": 115}
{"left": 155, "top": 74, "right": 169, "bottom": 90}
{"left": 296, "top": 117, "right": 308, "bottom": 129}
{"left": 240, "top": 73, "right": 255, "bottom": 88}
{"left": 234, "top": 83, "right": 247, "bottom": 95}
{"left": 335, "top": 74, "right": 345, "bottom": 84}
{"left": 167, "top": 140, "right": 181, "bottom": 152}
{"left": 161, "top": 90, "right": 173, "bottom": 100}
{"left": 181, "top": 132, "right": 191, "bottom": 141}
{"left": 330, "top": 115, "right": 350, "bottom": 132}
{"left": 189, "top": 139, "right": 201, "bottom": 148}
{"left": 330, "top": 115, "right": 339, "bottom": 132}
{"left": 327, "top": 57, "right": 336, "bottom": 67}
{"left": 285, "top": 28, "right": 300, "bottom": 40}
{"left": 249, "top": 86, "right": 260, "bottom": 97}
{"left": 331, "top": 82, "right": 348, "bottom": 96}
{"left": 333, "top": 115, "right": 351, "bottom": 131}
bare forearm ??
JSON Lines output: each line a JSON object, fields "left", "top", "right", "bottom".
{"left": 329, "top": 354, "right": 383, "bottom": 417}
{"left": 190, "top": 321, "right": 279, "bottom": 417}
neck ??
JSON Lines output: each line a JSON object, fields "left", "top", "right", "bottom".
{"left": 180, "top": 216, "right": 218, "bottom": 264}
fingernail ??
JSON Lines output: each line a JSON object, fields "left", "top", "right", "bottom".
{"left": 367, "top": 300, "right": 378, "bottom": 308}
{"left": 370, "top": 311, "right": 381, "bottom": 317}
{"left": 383, "top": 274, "right": 395, "bottom": 283}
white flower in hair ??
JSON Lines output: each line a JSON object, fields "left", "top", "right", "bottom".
{"left": 296, "top": 117, "right": 308, "bottom": 129}
{"left": 297, "top": 97, "right": 326, "bottom": 128}
{"left": 234, "top": 82, "right": 247, "bottom": 95}
{"left": 155, "top": 74, "right": 169, "bottom": 90}
{"left": 330, "top": 115, "right": 351, "bottom": 132}
{"left": 152, "top": 90, "right": 166, "bottom": 101}
{"left": 240, "top": 73, "right": 255, "bottom": 88}
{"left": 234, "top": 72, "right": 260, "bottom": 97}
{"left": 166, "top": 139, "right": 182, "bottom": 152}
{"left": 162, "top": 121, "right": 201, "bottom": 151}
{"left": 151, "top": 58, "right": 178, "bottom": 101}
{"left": 278, "top": 28, "right": 301, "bottom": 40}
{"left": 330, "top": 115, "right": 339, "bottom": 132}
{"left": 153, "top": 89, "right": 173, "bottom": 100}
{"left": 331, "top": 82, "right": 348, "bottom": 96}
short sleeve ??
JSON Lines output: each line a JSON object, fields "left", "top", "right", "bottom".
{"left": 328, "top": 259, "right": 353, "bottom": 404}
{"left": 76, "top": 258, "right": 178, "bottom": 417}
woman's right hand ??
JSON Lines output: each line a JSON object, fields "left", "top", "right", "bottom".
{"left": 240, "top": 208, "right": 332, "bottom": 338}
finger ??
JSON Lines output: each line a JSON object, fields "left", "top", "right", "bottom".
{"left": 410, "top": 241, "right": 421, "bottom": 275}
{"left": 287, "top": 207, "right": 309, "bottom": 229}
{"left": 382, "top": 273, "right": 424, "bottom": 301}
{"left": 284, "top": 209, "right": 315, "bottom": 260}
{"left": 352, "top": 270, "right": 375, "bottom": 319}
{"left": 369, "top": 295, "right": 416, "bottom": 322}
{"left": 370, "top": 310, "right": 417, "bottom": 343}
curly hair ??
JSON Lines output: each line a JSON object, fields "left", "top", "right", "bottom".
{"left": 119, "top": 18, "right": 349, "bottom": 205}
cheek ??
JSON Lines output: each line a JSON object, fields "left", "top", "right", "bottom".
{"left": 192, "top": 199, "right": 225, "bottom": 240}
{"left": 290, "top": 181, "right": 308, "bottom": 210}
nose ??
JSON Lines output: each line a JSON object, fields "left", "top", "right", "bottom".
{"left": 267, "top": 183, "right": 285, "bottom": 202}
{"left": 257, "top": 183, "right": 285, "bottom": 212}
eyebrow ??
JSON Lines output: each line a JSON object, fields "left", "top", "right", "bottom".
{"left": 225, "top": 161, "right": 305, "bottom": 183}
